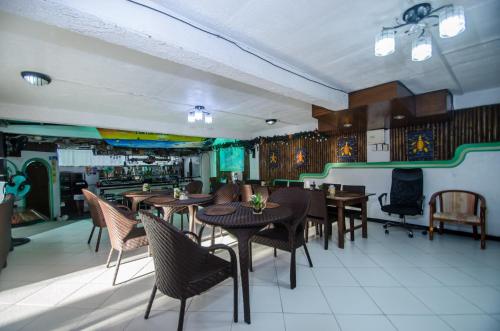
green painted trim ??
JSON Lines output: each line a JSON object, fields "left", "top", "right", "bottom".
{"left": 21, "top": 158, "right": 54, "bottom": 220}
{"left": 295, "top": 142, "right": 500, "bottom": 181}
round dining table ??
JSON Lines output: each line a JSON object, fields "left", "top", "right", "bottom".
{"left": 121, "top": 189, "right": 172, "bottom": 212}
{"left": 196, "top": 201, "right": 293, "bottom": 324}
{"left": 143, "top": 194, "right": 213, "bottom": 232}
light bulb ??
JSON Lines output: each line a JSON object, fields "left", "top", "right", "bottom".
{"left": 194, "top": 109, "right": 203, "bottom": 121}
{"left": 412, "top": 31, "right": 432, "bottom": 61}
{"left": 187, "top": 111, "right": 195, "bottom": 123}
{"left": 375, "top": 29, "right": 395, "bottom": 57}
{"left": 439, "top": 6, "right": 465, "bottom": 38}
{"left": 204, "top": 112, "right": 213, "bottom": 124}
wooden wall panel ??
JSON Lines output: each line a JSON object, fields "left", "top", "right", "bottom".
{"left": 259, "top": 131, "right": 366, "bottom": 182}
{"left": 391, "top": 104, "right": 500, "bottom": 161}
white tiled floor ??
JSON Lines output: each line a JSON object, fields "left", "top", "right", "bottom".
{"left": 1, "top": 219, "right": 500, "bottom": 330}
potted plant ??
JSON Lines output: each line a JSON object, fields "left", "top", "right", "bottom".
{"left": 250, "top": 193, "right": 266, "bottom": 215}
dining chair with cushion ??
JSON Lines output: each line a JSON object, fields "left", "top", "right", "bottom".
{"left": 176, "top": 181, "right": 203, "bottom": 230}
{"left": 249, "top": 187, "right": 312, "bottom": 289}
{"left": 98, "top": 198, "right": 149, "bottom": 285}
{"left": 305, "top": 190, "right": 337, "bottom": 250}
{"left": 82, "top": 189, "right": 132, "bottom": 252}
{"left": 240, "top": 184, "right": 253, "bottom": 202}
{"left": 341, "top": 185, "right": 366, "bottom": 241}
{"left": 429, "top": 190, "right": 487, "bottom": 249}
{"left": 140, "top": 211, "right": 238, "bottom": 331}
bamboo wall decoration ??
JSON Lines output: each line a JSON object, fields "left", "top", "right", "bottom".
{"left": 259, "top": 131, "right": 366, "bottom": 181}
{"left": 391, "top": 104, "right": 500, "bottom": 161}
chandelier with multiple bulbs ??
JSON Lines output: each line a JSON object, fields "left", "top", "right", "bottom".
{"left": 187, "top": 105, "right": 212, "bottom": 124}
{"left": 375, "top": 3, "right": 465, "bottom": 61}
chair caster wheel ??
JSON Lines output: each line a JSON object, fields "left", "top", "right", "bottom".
{"left": 385, "top": 229, "right": 389, "bottom": 234}
{"left": 408, "top": 232, "right": 414, "bottom": 238}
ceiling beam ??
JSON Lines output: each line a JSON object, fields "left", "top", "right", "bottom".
{"left": 0, "top": 0, "right": 348, "bottom": 110}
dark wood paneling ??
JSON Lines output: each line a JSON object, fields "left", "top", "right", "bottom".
{"left": 416, "top": 89, "right": 452, "bottom": 117}
{"left": 391, "top": 104, "right": 500, "bottom": 161}
{"left": 259, "top": 132, "right": 366, "bottom": 182}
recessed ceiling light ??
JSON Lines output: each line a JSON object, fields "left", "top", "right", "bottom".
{"left": 343, "top": 123, "right": 353, "bottom": 128}
{"left": 394, "top": 114, "right": 406, "bottom": 120}
{"left": 265, "top": 119, "right": 277, "bottom": 125}
{"left": 20, "top": 71, "right": 51, "bottom": 86}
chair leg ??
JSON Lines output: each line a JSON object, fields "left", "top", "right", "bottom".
{"left": 472, "top": 225, "right": 478, "bottom": 240}
{"left": 319, "top": 224, "right": 323, "bottom": 237}
{"left": 87, "top": 225, "right": 96, "bottom": 244}
{"left": 178, "top": 298, "right": 187, "bottom": 331}
{"left": 249, "top": 242, "right": 253, "bottom": 272}
{"left": 106, "top": 248, "right": 114, "bottom": 268}
{"left": 95, "top": 228, "right": 102, "bottom": 252}
{"left": 303, "top": 243, "right": 313, "bottom": 268}
{"left": 324, "top": 223, "right": 329, "bottom": 250}
{"left": 429, "top": 220, "right": 434, "bottom": 240}
{"left": 233, "top": 271, "right": 238, "bottom": 323}
{"left": 439, "top": 222, "right": 444, "bottom": 234}
{"left": 480, "top": 223, "right": 486, "bottom": 249}
{"left": 211, "top": 226, "right": 216, "bottom": 246}
{"left": 180, "top": 213, "right": 184, "bottom": 231}
{"left": 144, "top": 285, "right": 157, "bottom": 319}
{"left": 349, "top": 216, "right": 355, "bottom": 242}
{"left": 273, "top": 247, "right": 277, "bottom": 257}
{"left": 112, "top": 250, "right": 123, "bottom": 286}
{"left": 290, "top": 248, "right": 296, "bottom": 289}
{"left": 305, "top": 222, "right": 309, "bottom": 242}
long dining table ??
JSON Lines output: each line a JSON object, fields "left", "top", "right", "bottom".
{"left": 196, "top": 201, "right": 293, "bottom": 324}
{"left": 326, "top": 192, "right": 374, "bottom": 249}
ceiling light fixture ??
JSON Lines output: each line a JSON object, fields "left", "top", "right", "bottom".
{"left": 187, "top": 105, "right": 213, "bottom": 124}
{"left": 265, "top": 119, "right": 277, "bottom": 125}
{"left": 393, "top": 114, "right": 406, "bottom": 120}
{"left": 343, "top": 123, "right": 353, "bottom": 128}
{"left": 20, "top": 71, "right": 51, "bottom": 86}
{"left": 375, "top": 3, "right": 465, "bottom": 62}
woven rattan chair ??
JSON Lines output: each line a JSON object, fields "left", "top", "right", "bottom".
{"left": 1, "top": 194, "right": 14, "bottom": 270}
{"left": 82, "top": 189, "right": 132, "bottom": 252}
{"left": 305, "top": 190, "right": 337, "bottom": 250}
{"left": 176, "top": 181, "right": 203, "bottom": 230}
{"left": 98, "top": 198, "right": 149, "bottom": 285}
{"left": 139, "top": 211, "right": 238, "bottom": 331}
{"left": 204, "top": 183, "right": 240, "bottom": 244}
{"left": 249, "top": 187, "right": 312, "bottom": 289}
{"left": 252, "top": 185, "right": 269, "bottom": 201}
{"left": 240, "top": 184, "right": 253, "bottom": 202}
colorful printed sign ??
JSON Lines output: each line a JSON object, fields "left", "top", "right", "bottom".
{"left": 98, "top": 129, "right": 211, "bottom": 149}
{"left": 408, "top": 130, "right": 433, "bottom": 161}
{"left": 295, "top": 148, "right": 306, "bottom": 167}
{"left": 269, "top": 149, "right": 280, "bottom": 168}
{"left": 337, "top": 136, "right": 357, "bottom": 162}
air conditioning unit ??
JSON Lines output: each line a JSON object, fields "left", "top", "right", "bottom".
{"left": 367, "top": 129, "right": 386, "bottom": 144}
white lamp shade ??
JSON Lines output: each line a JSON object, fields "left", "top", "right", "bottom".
{"left": 412, "top": 32, "right": 432, "bottom": 61}
{"left": 194, "top": 109, "right": 203, "bottom": 121}
{"left": 187, "top": 111, "right": 195, "bottom": 123}
{"left": 204, "top": 113, "right": 213, "bottom": 124}
{"left": 439, "top": 6, "right": 465, "bottom": 38}
{"left": 375, "top": 30, "right": 395, "bottom": 56}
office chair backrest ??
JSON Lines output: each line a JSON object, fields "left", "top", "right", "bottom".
{"left": 390, "top": 168, "right": 423, "bottom": 207}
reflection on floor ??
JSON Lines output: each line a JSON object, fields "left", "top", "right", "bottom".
{"left": 1, "top": 219, "right": 500, "bottom": 331}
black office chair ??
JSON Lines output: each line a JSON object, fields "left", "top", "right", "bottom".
{"left": 378, "top": 168, "right": 424, "bottom": 238}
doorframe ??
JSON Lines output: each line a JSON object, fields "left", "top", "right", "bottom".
{"left": 22, "top": 158, "right": 54, "bottom": 220}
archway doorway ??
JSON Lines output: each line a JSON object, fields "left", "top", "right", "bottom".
{"left": 25, "top": 161, "right": 50, "bottom": 219}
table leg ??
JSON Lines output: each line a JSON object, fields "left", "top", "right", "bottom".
{"left": 131, "top": 199, "right": 139, "bottom": 212}
{"left": 361, "top": 199, "right": 368, "bottom": 238}
{"left": 188, "top": 205, "right": 197, "bottom": 234}
{"left": 337, "top": 205, "right": 345, "bottom": 249}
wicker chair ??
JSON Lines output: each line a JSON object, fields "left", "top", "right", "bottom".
{"left": 0, "top": 194, "right": 14, "bottom": 270}
{"left": 429, "top": 190, "right": 487, "bottom": 249}
{"left": 204, "top": 184, "right": 240, "bottom": 244}
{"left": 176, "top": 181, "right": 203, "bottom": 230}
{"left": 82, "top": 189, "right": 132, "bottom": 252}
{"left": 240, "top": 184, "right": 253, "bottom": 202}
{"left": 305, "top": 190, "right": 337, "bottom": 250}
{"left": 249, "top": 187, "right": 312, "bottom": 289}
{"left": 98, "top": 198, "right": 149, "bottom": 285}
{"left": 139, "top": 211, "right": 238, "bottom": 331}
{"left": 252, "top": 185, "right": 269, "bottom": 201}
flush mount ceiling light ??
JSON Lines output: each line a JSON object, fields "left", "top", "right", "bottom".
{"left": 187, "top": 105, "right": 213, "bottom": 124}
{"left": 343, "top": 123, "right": 353, "bottom": 128}
{"left": 375, "top": 3, "right": 465, "bottom": 62}
{"left": 265, "top": 119, "right": 277, "bottom": 125}
{"left": 393, "top": 114, "right": 406, "bottom": 120}
{"left": 20, "top": 71, "right": 51, "bottom": 86}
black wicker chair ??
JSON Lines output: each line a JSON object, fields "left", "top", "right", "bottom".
{"left": 175, "top": 180, "right": 203, "bottom": 230}
{"left": 249, "top": 187, "right": 312, "bottom": 289}
{"left": 139, "top": 211, "right": 238, "bottom": 331}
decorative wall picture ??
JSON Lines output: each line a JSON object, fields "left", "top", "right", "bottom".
{"left": 269, "top": 149, "right": 280, "bottom": 168}
{"left": 407, "top": 130, "right": 434, "bottom": 161}
{"left": 337, "top": 136, "right": 357, "bottom": 162}
{"left": 295, "top": 148, "right": 306, "bottom": 167}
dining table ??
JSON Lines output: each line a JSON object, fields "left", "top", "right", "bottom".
{"left": 196, "top": 201, "right": 293, "bottom": 324}
{"left": 326, "top": 192, "right": 375, "bottom": 249}
{"left": 143, "top": 193, "right": 213, "bottom": 232}
{"left": 121, "top": 189, "right": 172, "bottom": 212}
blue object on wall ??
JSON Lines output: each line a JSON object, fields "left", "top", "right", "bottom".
{"left": 408, "top": 130, "right": 434, "bottom": 161}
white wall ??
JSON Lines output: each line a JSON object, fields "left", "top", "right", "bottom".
{"left": 306, "top": 150, "right": 500, "bottom": 236}
{"left": 453, "top": 86, "right": 500, "bottom": 110}
{"left": 249, "top": 144, "right": 260, "bottom": 180}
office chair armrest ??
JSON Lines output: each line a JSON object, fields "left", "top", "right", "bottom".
{"left": 417, "top": 195, "right": 425, "bottom": 214}
{"left": 182, "top": 231, "right": 201, "bottom": 245}
{"left": 378, "top": 193, "right": 387, "bottom": 208}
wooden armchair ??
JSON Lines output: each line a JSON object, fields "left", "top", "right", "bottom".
{"left": 429, "top": 190, "right": 487, "bottom": 249}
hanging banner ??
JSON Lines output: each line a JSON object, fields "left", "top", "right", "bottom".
{"left": 295, "top": 148, "right": 306, "bottom": 167}
{"left": 269, "top": 149, "right": 280, "bottom": 168}
{"left": 337, "top": 136, "right": 357, "bottom": 162}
